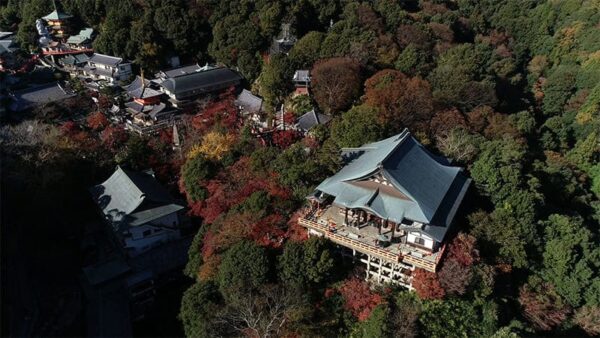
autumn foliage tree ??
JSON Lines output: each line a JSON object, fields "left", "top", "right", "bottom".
{"left": 192, "top": 87, "right": 239, "bottom": 133}
{"left": 364, "top": 69, "right": 434, "bottom": 133}
{"left": 86, "top": 111, "right": 109, "bottom": 131}
{"left": 338, "top": 278, "right": 383, "bottom": 321}
{"left": 311, "top": 58, "right": 362, "bottom": 114}
{"left": 519, "top": 279, "right": 570, "bottom": 331}
{"left": 412, "top": 269, "right": 445, "bottom": 300}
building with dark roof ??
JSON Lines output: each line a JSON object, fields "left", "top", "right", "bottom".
{"left": 66, "top": 27, "right": 94, "bottom": 48}
{"left": 235, "top": 89, "right": 263, "bottom": 115}
{"left": 42, "top": 9, "right": 73, "bottom": 40}
{"left": 122, "top": 76, "right": 181, "bottom": 135}
{"left": 299, "top": 129, "right": 471, "bottom": 288}
{"left": 156, "top": 66, "right": 242, "bottom": 108}
{"left": 90, "top": 166, "right": 186, "bottom": 257}
{"left": 0, "top": 32, "right": 19, "bottom": 71}
{"left": 295, "top": 109, "right": 331, "bottom": 134}
{"left": 8, "top": 82, "right": 76, "bottom": 112}
{"left": 82, "top": 53, "right": 132, "bottom": 87}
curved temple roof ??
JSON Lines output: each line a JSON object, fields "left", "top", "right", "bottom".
{"left": 312, "top": 129, "right": 471, "bottom": 242}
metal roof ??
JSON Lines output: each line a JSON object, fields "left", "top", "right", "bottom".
{"left": 159, "top": 67, "right": 242, "bottom": 99}
{"left": 313, "top": 129, "right": 471, "bottom": 242}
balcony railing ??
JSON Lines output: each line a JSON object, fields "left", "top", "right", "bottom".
{"left": 299, "top": 217, "right": 438, "bottom": 272}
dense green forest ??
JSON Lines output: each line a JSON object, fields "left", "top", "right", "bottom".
{"left": 1, "top": 0, "right": 599, "bottom": 337}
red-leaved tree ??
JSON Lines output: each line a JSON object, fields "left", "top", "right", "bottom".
{"left": 272, "top": 130, "right": 299, "bottom": 149}
{"left": 338, "top": 278, "right": 383, "bottom": 321}
{"left": 519, "top": 281, "right": 570, "bottom": 331}
{"left": 412, "top": 268, "right": 445, "bottom": 300}
{"left": 192, "top": 87, "right": 238, "bottom": 133}
{"left": 87, "top": 111, "right": 109, "bottom": 131}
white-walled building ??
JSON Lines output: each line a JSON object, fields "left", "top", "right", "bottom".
{"left": 82, "top": 53, "right": 132, "bottom": 87}
{"left": 90, "top": 166, "right": 185, "bottom": 257}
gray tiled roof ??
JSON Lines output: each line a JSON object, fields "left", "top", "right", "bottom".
{"left": 235, "top": 89, "right": 263, "bottom": 113}
{"left": 9, "top": 82, "right": 76, "bottom": 112}
{"left": 90, "top": 166, "right": 181, "bottom": 225}
{"left": 296, "top": 110, "right": 331, "bottom": 132}
{"left": 293, "top": 70, "right": 310, "bottom": 82}
{"left": 66, "top": 28, "right": 94, "bottom": 44}
{"left": 89, "top": 53, "right": 125, "bottom": 67}
{"left": 159, "top": 67, "right": 242, "bottom": 99}
{"left": 312, "top": 129, "right": 471, "bottom": 242}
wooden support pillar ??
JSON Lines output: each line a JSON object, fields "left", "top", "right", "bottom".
{"left": 365, "top": 255, "right": 371, "bottom": 281}
{"left": 344, "top": 208, "right": 348, "bottom": 225}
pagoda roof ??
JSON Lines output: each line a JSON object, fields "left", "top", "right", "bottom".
{"left": 43, "top": 10, "right": 73, "bottom": 21}
{"left": 313, "top": 129, "right": 471, "bottom": 242}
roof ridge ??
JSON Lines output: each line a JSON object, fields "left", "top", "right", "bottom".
{"left": 378, "top": 128, "right": 410, "bottom": 167}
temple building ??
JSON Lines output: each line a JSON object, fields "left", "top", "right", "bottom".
{"left": 292, "top": 69, "right": 310, "bottom": 96}
{"left": 269, "top": 23, "right": 297, "bottom": 56}
{"left": 0, "top": 32, "right": 19, "bottom": 72}
{"left": 90, "top": 166, "right": 186, "bottom": 257}
{"left": 299, "top": 129, "right": 471, "bottom": 288}
{"left": 295, "top": 109, "right": 331, "bottom": 135}
{"left": 66, "top": 28, "right": 95, "bottom": 49}
{"left": 81, "top": 53, "right": 132, "bottom": 87}
{"left": 42, "top": 9, "right": 73, "bottom": 40}
{"left": 154, "top": 65, "right": 242, "bottom": 109}
{"left": 123, "top": 76, "right": 179, "bottom": 134}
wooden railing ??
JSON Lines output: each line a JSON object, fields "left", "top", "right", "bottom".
{"left": 403, "top": 254, "right": 436, "bottom": 272}
{"left": 300, "top": 218, "right": 400, "bottom": 263}
{"left": 299, "top": 217, "right": 438, "bottom": 272}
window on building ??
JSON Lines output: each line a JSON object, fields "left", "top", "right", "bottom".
{"left": 414, "top": 237, "right": 425, "bottom": 246}
{"left": 142, "top": 229, "right": 152, "bottom": 237}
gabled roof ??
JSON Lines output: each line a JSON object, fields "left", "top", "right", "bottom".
{"left": 89, "top": 53, "right": 126, "bottom": 67}
{"left": 296, "top": 110, "right": 331, "bottom": 132}
{"left": 313, "top": 129, "right": 471, "bottom": 242}
{"left": 90, "top": 166, "right": 180, "bottom": 224}
{"left": 66, "top": 28, "right": 94, "bottom": 44}
{"left": 235, "top": 89, "right": 263, "bottom": 113}
{"left": 9, "top": 82, "right": 76, "bottom": 112}
{"left": 43, "top": 10, "right": 73, "bottom": 21}
{"left": 159, "top": 67, "right": 242, "bottom": 98}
